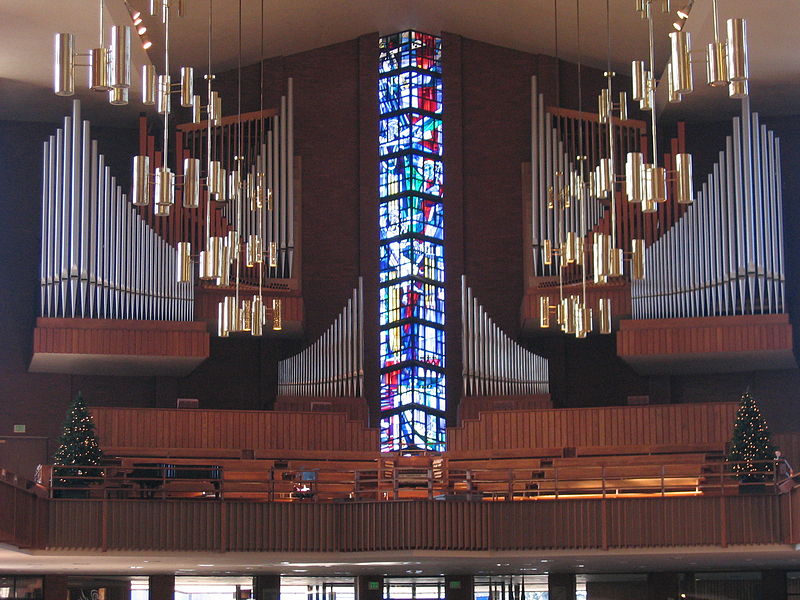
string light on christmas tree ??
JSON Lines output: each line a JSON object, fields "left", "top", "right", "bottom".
{"left": 727, "top": 391, "right": 775, "bottom": 483}
{"left": 53, "top": 392, "right": 104, "bottom": 490}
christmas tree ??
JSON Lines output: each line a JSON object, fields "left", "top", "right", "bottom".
{"left": 52, "top": 392, "right": 104, "bottom": 488}
{"left": 727, "top": 391, "right": 775, "bottom": 482}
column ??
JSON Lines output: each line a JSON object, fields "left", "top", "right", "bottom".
{"left": 254, "top": 575, "right": 280, "bottom": 600}
{"left": 547, "top": 573, "right": 576, "bottom": 600}
{"left": 148, "top": 575, "right": 175, "bottom": 600}
{"left": 762, "top": 570, "right": 787, "bottom": 600}
{"left": 43, "top": 575, "right": 68, "bottom": 600}
{"left": 356, "top": 576, "right": 384, "bottom": 600}
{"left": 444, "top": 576, "right": 473, "bottom": 600}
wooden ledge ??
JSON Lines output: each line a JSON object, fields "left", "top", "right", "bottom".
{"left": 617, "top": 314, "right": 796, "bottom": 374}
{"left": 30, "top": 317, "right": 209, "bottom": 376}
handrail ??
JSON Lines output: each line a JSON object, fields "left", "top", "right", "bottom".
{"left": 45, "top": 459, "right": 794, "bottom": 502}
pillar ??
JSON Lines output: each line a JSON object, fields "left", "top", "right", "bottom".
{"left": 43, "top": 575, "right": 68, "bottom": 600}
{"left": 548, "top": 573, "right": 576, "bottom": 600}
{"left": 254, "top": 576, "right": 281, "bottom": 600}
{"left": 149, "top": 575, "right": 175, "bottom": 600}
{"left": 647, "top": 572, "right": 680, "bottom": 600}
{"left": 445, "top": 576, "right": 473, "bottom": 600}
{"left": 762, "top": 570, "right": 787, "bottom": 600}
{"left": 356, "top": 576, "right": 384, "bottom": 600}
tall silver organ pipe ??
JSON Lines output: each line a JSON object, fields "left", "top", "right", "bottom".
{"left": 278, "top": 279, "right": 363, "bottom": 397}
{"left": 631, "top": 101, "right": 784, "bottom": 319}
{"left": 461, "top": 276, "right": 549, "bottom": 396}
{"left": 530, "top": 76, "right": 644, "bottom": 277}
{"left": 181, "top": 79, "right": 295, "bottom": 281}
{"left": 40, "top": 100, "right": 194, "bottom": 321}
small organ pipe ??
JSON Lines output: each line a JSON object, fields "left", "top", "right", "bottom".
{"left": 461, "top": 280, "right": 549, "bottom": 396}
{"left": 278, "top": 279, "right": 364, "bottom": 397}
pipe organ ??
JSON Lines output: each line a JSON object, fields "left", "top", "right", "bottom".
{"left": 530, "top": 76, "right": 646, "bottom": 280}
{"left": 462, "top": 277, "right": 549, "bottom": 396}
{"left": 632, "top": 102, "right": 785, "bottom": 319}
{"left": 278, "top": 280, "right": 364, "bottom": 397}
{"left": 178, "top": 80, "right": 296, "bottom": 283}
{"left": 40, "top": 100, "right": 193, "bottom": 321}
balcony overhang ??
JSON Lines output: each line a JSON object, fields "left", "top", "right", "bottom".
{"left": 617, "top": 314, "right": 797, "bottom": 374}
{"left": 29, "top": 318, "right": 210, "bottom": 377}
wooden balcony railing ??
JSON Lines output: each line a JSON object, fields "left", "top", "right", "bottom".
{"left": 1, "top": 462, "right": 797, "bottom": 552}
{"left": 0, "top": 469, "right": 48, "bottom": 549}
{"left": 44, "top": 459, "right": 794, "bottom": 503}
{"left": 44, "top": 492, "right": 792, "bottom": 552}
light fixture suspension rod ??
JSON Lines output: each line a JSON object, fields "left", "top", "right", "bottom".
{"left": 234, "top": 0, "right": 243, "bottom": 307}
{"left": 206, "top": 0, "right": 213, "bottom": 239}
{"left": 606, "top": 0, "right": 617, "bottom": 249}
{"left": 576, "top": 0, "right": 587, "bottom": 305}
{"left": 647, "top": 2, "right": 658, "bottom": 164}
{"left": 712, "top": 0, "right": 720, "bottom": 43}
{"left": 163, "top": 0, "right": 170, "bottom": 171}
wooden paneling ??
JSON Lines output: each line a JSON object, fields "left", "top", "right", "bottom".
{"left": 617, "top": 314, "right": 796, "bottom": 374}
{"left": 458, "top": 395, "right": 552, "bottom": 422}
{"left": 0, "top": 475, "right": 48, "bottom": 549}
{"left": 448, "top": 402, "right": 737, "bottom": 452}
{"left": 30, "top": 318, "right": 209, "bottom": 376}
{"left": 45, "top": 494, "right": 787, "bottom": 552}
{"left": 91, "top": 407, "right": 379, "bottom": 452}
{"left": 93, "top": 403, "right": 736, "bottom": 457}
{"left": 32, "top": 318, "right": 208, "bottom": 355}
{"left": 273, "top": 397, "right": 369, "bottom": 424}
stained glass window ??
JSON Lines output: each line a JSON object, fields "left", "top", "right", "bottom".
{"left": 378, "top": 196, "right": 444, "bottom": 241}
{"left": 378, "top": 31, "right": 445, "bottom": 452}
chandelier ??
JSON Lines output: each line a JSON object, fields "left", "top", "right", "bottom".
{"left": 54, "top": 1, "right": 132, "bottom": 105}
{"left": 53, "top": 0, "right": 278, "bottom": 337}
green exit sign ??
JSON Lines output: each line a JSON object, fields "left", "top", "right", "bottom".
{"left": 449, "top": 581, "right": 461, "bottom": 590}
{"left": 368, "top": 582, "right": 380, "bottom": 591}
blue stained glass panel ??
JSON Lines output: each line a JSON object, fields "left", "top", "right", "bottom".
{"left": 379, "top": 323, "right": 445, "bottom": 369}
{"left": 378, "top": 32, "right": 445, "bottom": 452}
{"left": 379, "top": 196, "right": 444, "bottom": 241}
{"left": 380, "top": 411, "right": 446, "bottom": 453}
{"left": 379, "top": 113, "right": 443, "bottom": 157}
{"left": 379, "top": 366, "right": 446, "bottom": 412}
{"left": 379, "top": 239, "right": 444, "bottom": 283}
{"left": 379, "top": 155, "right": 443, "bottom": 198}
{"left": 379, "top": 280, "right": 445, "bottom": 326}
{"left": 378, "top": 72, "right": 443, "bottom": 115}
{"left": 379, "top": 31, "right": 442, "bottom": 74}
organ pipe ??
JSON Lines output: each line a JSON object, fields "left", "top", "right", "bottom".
{"left": 179, "top": 81, "right": 296, "bottom": 281}
{"left": 40, "top": 100, "right": 193, "bottom": 321}
{"left": 631, "top": 102, "right": 784, "bottom": 319}
{"left": 461, "top": 276, "right": 549, "bottom": 396}
{"left": 278, "top": 279, "right": 363, "bottom": 397}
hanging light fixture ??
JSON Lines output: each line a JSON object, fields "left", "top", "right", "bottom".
{"left": 626, "top": 0, "right": 695, "bottom": 219}
{"left": 54, "top": 0, "right": 131, "bottom": 105}
{"left": 213, "top": 0, "right": 272, "bottom": 338}
{"left": 538, "top": 0, "right": 617, "bottom": 338}
{"left": 660, "top": 0, "right": 750, "bottom": 100}
{"left": 130, "top": 0, "right": 203, "bottom": 217}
